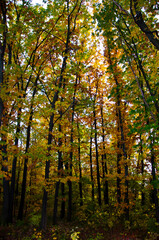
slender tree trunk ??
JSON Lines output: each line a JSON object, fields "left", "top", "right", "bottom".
{"left": 8, "top": 107, "right": 21, "bottom": 223}
{"left": 100, "top": 99, "right": 109, "bottom": 204}
{"left": 53, "top": 114, "right": 62, "bottom": 225}
{"left": 150, "top": 135, "right": 159, "bottom": 223}
{"left": 60, "top": 137, "right": 66, "bottom": 219}
{"left": 0, "top": 0, "right": 10, "bottom": 225}
{"left": 67, "top": 78, "right": 77, "bottom": 221}
{"left": 67, "top": 179, "right": 72, "bottom": 221}
{"left": 93, "top": 96, "right": 101, "bottom": 206}
{"left": 1, "top": 98, "right": 9, "bottom": 225}
{"left": 2, "top": 138, "right": 9, "bottom": 225}
{"left": 139, "top": 135, "right": 145, "bottom": 206}
{"left": 77, "top": 116, "right": 83, "bottom": 206}
{"left": 53, "top": 181, "right": 60, "bottom": 225}
{"left": 18, "top": 79, "right": 38, "bottom": 220}
{"left": 116, "top": 89, "right": 129, "bottom": 219}
{"left": 0, "top": 0, "right": 6, "bottom": 126}
{"left": 17, "top": 135, "right": 30, "bottom": 220}
{"left": 60, "top": 182, "right": 65, "bottom": 219}
{"left": 67, "top": 133, "right": 73, "bottom": 222}
{"left": 15, "top": 156, "right": 21, "bottom": 197}
{"left": 90, "top": 125, "right": 94, "bottom": 201}
{"left": 41, "top": 160, "right": 50, "bottom": 229}
{"left": 117, "top": 142, "right": 121, "bottom": 204}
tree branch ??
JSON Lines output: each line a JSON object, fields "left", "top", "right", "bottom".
{"left": 130, "top": 0, "right": 159, "bottom": 50}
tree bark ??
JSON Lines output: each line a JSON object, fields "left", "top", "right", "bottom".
{"left": 89, "top": 126, "right": 94, "bottom": 201}
{"left": 53, "top": 110, "right": 63, "bottom": 225}
{"left": 77, "top": 115, "right": 83, "bottom": 206}
{"left": 130, "top": 0, "right": 159, "bottom": 50}
{"left": 100, "top": 97, "right": 109, "bottom": 205}
{"left": 8, "top": 107, "right": 21, "bottom": 223}
{"left": 150, "top": 134, "right": 159, "bottom": 223}
{"left": 0, "top": 0, "right": 10, "bottom": 225}
{"left": 18, "top": 78, "right": 38, "bottom": 220}
{"left": 93, "top": 90, "right": 101, "bottom": 206}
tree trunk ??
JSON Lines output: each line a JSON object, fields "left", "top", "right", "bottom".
{"left": 2, "top": 140, "right": 9, "bottom": 225}
{"left": 77, "top": 116, "right": 83, "bottom": 206}
{"left": 117, "top": 141, "right": 121, "bottom": 204}
{"left": 60, "top": 182, "right": 65, "bottom": 219}
{"left": 67, "top": 79, "right": 77, "bottom": 221}
{"left": 53, "top": 115, "right": 63, "bottom": 225}
{"left": 90, "top": 125, "right": 94, "bottom": 201}
{"left": 8, "top": 107, "right": 21, "bottom": 223}
{"left": 0, "top": 0, "right": 10, "bottom": 225}
{"left": 150, "top": 135, "right": 159, "bottom": 223}
{"left": 100, "top": 99, "right": 109, "bottom": 204}
{"left": 18, "top": 78, "right": 38, "bottom": 220}
{"left": 53, "top": 181, "right": 60, "bottom": 225}
{"left": 93, "top": 96, "right": 101, "bottom": 206}
{"left": 139, "top": 135, "right": 145, "bottom": 206}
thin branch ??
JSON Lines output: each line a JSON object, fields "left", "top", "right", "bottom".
{"left": 119, "top": 38, "right": 156, "bottom": 123}
{"left": 130, "top": 0, "right": 159, "bottom": 50}
{"left": 113, "top": 0, "right": 129, "bottom": 15}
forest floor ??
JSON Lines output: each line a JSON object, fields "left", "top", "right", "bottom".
{"left": 0, "top": 221, "right": 158, "bottom": 240}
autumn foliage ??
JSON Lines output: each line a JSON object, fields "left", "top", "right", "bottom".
{"left": 0, "top": 0, "right": 159, "bottom": 239}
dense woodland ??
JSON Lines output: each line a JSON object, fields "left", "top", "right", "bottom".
{"left": 0, "top": 0, "right": 159, "bottom": 239}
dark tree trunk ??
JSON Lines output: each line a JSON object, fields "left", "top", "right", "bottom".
{"left": 77, "top": 116, "right": 83, "bottom": 206}
{"left": 90, "top": 126, "right": 94, "bottom": 201}
{"left": 67, "top": 179, "right": 72, "bottom": 221}
{"left": 53, "top": 115, "right": 63, "bottom": 225}
{"left": 139, "top": 135, "right": 145, "bottom": 206}
{"left": 116, "top": 87, "right": 129, "bottom": 220}
{"left": 60, "top": 182, "right": 65, "bottom": 219}
{"left": 8, "top": 107, "right": 21, "bottom": 223}
{"left": 18, "top": 78, "right": 38, "bottom": 220}
{"left": 67, "top": 77, "right": 77, "bottom": 221}
{"left": 130, "top": 0, "right": 159, "bottom": 50}
{"left": 1, "top": 106, "right": 9, "bottom": 225}
{"left": 150, "top": 136, "right": 159, "bottom": 223}
{"left": 18, "top": 156, "right": 28, "bottom": 220}
{"left": 117, "top": 142, "right": 121, "bottom": 204}
{"left": 100, "top": 99, "right": 109, "bottom": 204}
{"left": 60, "top": 137, "right": 66, "bottom": 219}
{"left": 2, "top": 141, "right": 9, "bottom": 225}
{"left": 53, "top": 181, "right": 60, "bottom": 225}
{"left": 93, "top": 96, "right": 101, "bottom": 206}
{"left": 15, "top": 157, "right": 21, "bottom": 197}
{"left": 41, "top": 187, "right": 48, "bottom": 229}
{"left": 0, "top": 0, "right": 6, "bottom": 126}
{"left": 0, "top": 0, "right": 10, "bottom": 225}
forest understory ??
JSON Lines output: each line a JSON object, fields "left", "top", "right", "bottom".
{"left": 0, "top": 218, "right": 156, "bottom": 240}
